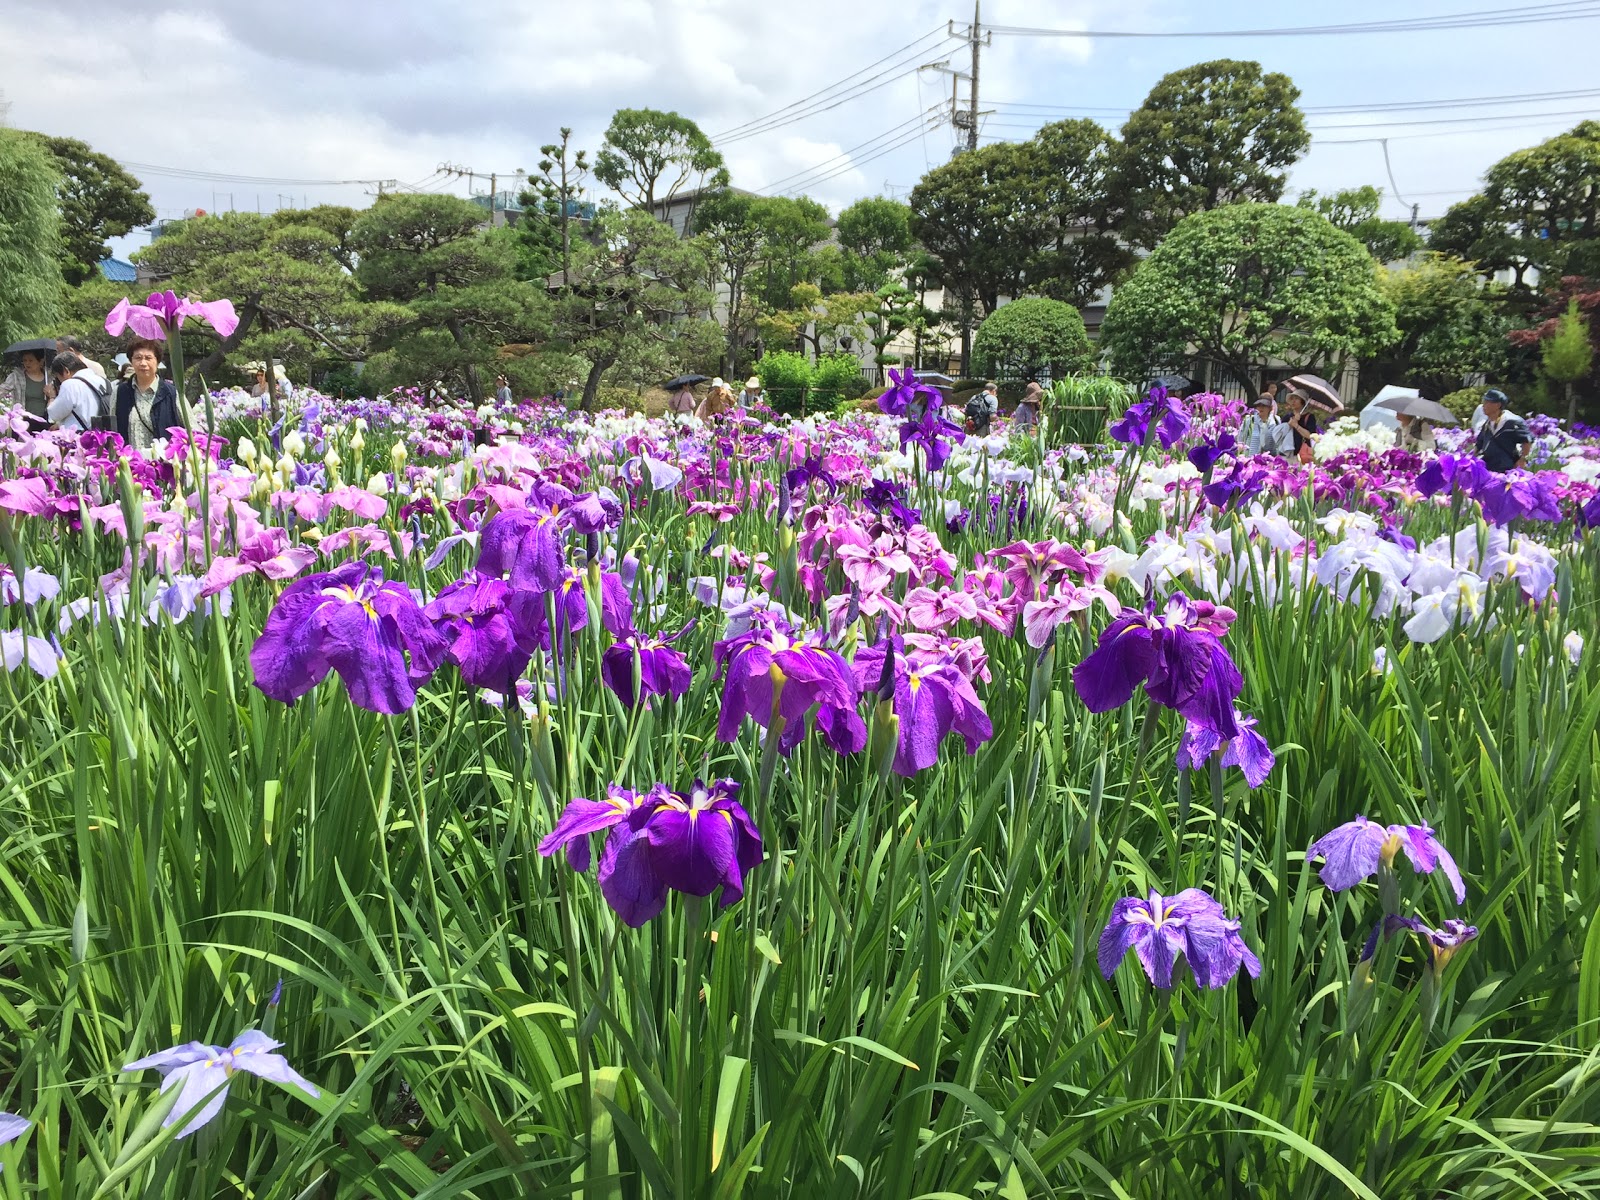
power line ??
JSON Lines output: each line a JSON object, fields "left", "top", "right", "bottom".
{"left": 781, "top": 121, "right": 947, "bottom": 193}
{"left": 120, "top": 160, "right": 395, "bottom": 188}
{"left": 989, "top": 85, "right": 1600, "bottom": 119}
{"left": 986, "top": 2, "right": 1600, "bottom": 40}
{"left": 760, "top": 108, "right": 943, "bottom": 193}
{"left": 1309, "top": 106, "right": 1600, "bottom": 132}
{"left": 710, "top": 29, "right": 955, "bottom": 144}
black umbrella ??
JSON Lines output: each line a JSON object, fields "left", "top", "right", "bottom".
{"left": 3, "top": 338, "right": 57, "bottom": 363}
{"left": 1149, "top": 373, "right": 1190, "bottom": 392}
{"left": 663, "top": 373, "right": 709, "bottom": 391}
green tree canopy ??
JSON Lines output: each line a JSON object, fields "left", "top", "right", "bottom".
{"left": 749, "top": 195, "right": 833, "bottom": 309}
{"left": 594, "top": 108, "right": 727, "bottom": 211}
{"left": 1026, "top": 119, "right": 1135, "bottom": 307}
{"left": 352, "top": 193, "right": 547, "bottom": 403}
{"left": 1363, "top": 253, "right": 1511, "bottom": 401}
{"left": 1115, "top": 60, "right": 1310, "bottom": 249}
{"left": 1100, "top": 203, "right": 1398, "bottom": 391}
{"left": 1541, "top": 299, "right": 1594, "bottom": 423}
{"left": 835, "top": 196, "right": 914, "bottom": 292}
{"left": 693, "top": 189, "right": 766, "bottom": 373}
{"left": 971, "top": 297, "right": 1094, "bottom": 381}
{"left": 1297, "top": 186, "right": 1423, "bottom": 264}
{"left": 552, "top": 207, "right": 718, "bottom": 408}
{"left": 30, "top": 134, "right": 154, "bottom": 286}
{"left": 0, "top": 130, "right": 64, "bottom": 345}
{"left": 1431, "top": 122, "right": 1600, "bottom": 290}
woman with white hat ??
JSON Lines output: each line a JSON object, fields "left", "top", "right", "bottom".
{"left": 739, "top": 376, "right": 763, "bottom": 407}
{"left": 696, "top": 377, "right": 734, "bottom": 421}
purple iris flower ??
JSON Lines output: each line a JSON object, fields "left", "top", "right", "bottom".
{"left": 540, "top": 784, "right": 668, "bottom": 926}
{"left": 476, "top": 487, "right": 620, "bottom": 594}
{"left": 1359, "top": 914, "right": 1479, "bottom": 974}
{"left": 1307, "top": 816, "right": 1466, "bottom": 902}
{"left": 250, "top": 562, "right": 447, "bottom": 714}
{"left": 784, "top": 453, "right": 840, "bottom": 499}
{"left": 601, "top": 626, "right": 693, "bottom": 707}
{"left": 878, "top": 366, "right": 943, "bottom": 417}
{"left": 1581, "top": 492, "right": 1600, "bottom": 529}
{"left": 863, "top": 478, "right": 922, "bottom": 527}
{"left": 1072, "top": 591, "right": 1243, "bottom": 738}
{"left": 541, "top": 779, "right": 763, "bottom": 927}
{"left": 715, "top": 626, "right": 866, "bottom": 755}
{"left": 1175, "top": 709, "right": 1274, "bottom": 788}
{"left": 1109, "top": 386, "right": 1191, "bottom": 449}
{"left": 1476, "top": 473, "right": 1563, "bottom": 526}
{"left": 1098, "top": 887, "right": 1261, "bottom": 989}
{"left": 851, "top": 639, "right": 993, "bottom": 776}
{"left": 1377, "top": 518, "right": 1417, "bottom": 552}
{"left": 424, "top": 570, "right": 539, "bottom": 693}
{"left": 1187, "top": 432, "right": 1237, "bottom": 475}
{"left": 1202, "top": 462, "right": 1267, "bottom": 510}
{"left": 1416, "top": 453, "right": 1491, "bottom": 500}
{"left": 900, "top": 406, "right": 965, "bottom": 471}
{"left": 122, "top": 1029, "right": 319, "bottom": 1138}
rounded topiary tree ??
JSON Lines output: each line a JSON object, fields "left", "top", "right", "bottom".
{"left": 971, "top": 297, "right": 1094, "bottom": 381}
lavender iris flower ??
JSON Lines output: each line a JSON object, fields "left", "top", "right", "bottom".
{"left": 1307, "top": 815, "right": 1466, "bottom": 902}
{"left": 1109, "top": 386, "right": 1191, "bottom": 449}
{"left": 715, "top": 626, "right": 866, "bottom": 755}
{"left": 601, "top": 627, "right": 693, "bottom": 707}
{"left": 0, "top": 1112, "right": 27, "bottom": 1149}
{"left": 1072, "top": 592, "right": 1243, "bottom": 737}
{"left": 250, "top": 562, "right": 447, "bottom": 714}
{"left": 1359, "top": 914, "right": 1479, "bottom": 975}
{"left": 1582, "top": 492, "right": 1600, "bottom": 529}
{"left": 1416, "top": 453, "right": 1491, "bottom": 500}
{"left": 851, "top": 640, "right": 993, "bottom": 776}
{"left": 105, "top": 290, "right": 240, "bottom": 340}
{"left": 122, "top": 1029, "right": 319, "bottom": 1138}
{"left": 541, "top": 779, "right": 763, "bottom": 927}
{"left": 1175, "top": 710, "right": 1275, "bottom": 788}
{"left": 1098, "top": 887, "right": 1261, "bottom": 989}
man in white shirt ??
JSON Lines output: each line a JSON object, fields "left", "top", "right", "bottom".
{"left": 47, "top": 353, "right": 104, "bottom": 432}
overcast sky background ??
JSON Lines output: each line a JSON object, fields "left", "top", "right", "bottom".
{"left": 7, "top": 0, "right": 1598, "bottom": 260}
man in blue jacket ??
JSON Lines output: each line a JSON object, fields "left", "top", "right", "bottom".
{"left": 1473, "top": 389, "right": 1531, "bottom": 473}
{"left": 116, "top": 339, "right": 180, "bottom": 450}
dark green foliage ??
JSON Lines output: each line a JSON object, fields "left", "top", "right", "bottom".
{"left": 594, "top": 108, "right": 727, "bottom": 210}
{"left": 971, "top": 297, "right": 1094, "bottom": 380}
{"left": 1101, "top": 203, "right": 1398, "bottom": 391}
{"left": 29, "top": 134, "right": 155, "bottom": 286}
{"left": 1115, "top": 59, "right": 1310, "bottom": 248}
{"left": 0, "top": 129, "right": 64, "bottom": 344}
{"left": 1298, "top": 185, "right": 1424, "bottom": 264}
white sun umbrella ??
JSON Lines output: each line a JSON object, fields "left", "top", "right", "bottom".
{"left": 1360, "top": 386, "right": 1417, "bottom": 430}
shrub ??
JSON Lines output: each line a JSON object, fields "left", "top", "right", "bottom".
{"left": 754, "top": 349, "right": 812, "bottom": 415}
{"left": 811, "top": 353, "right": 865, "bottom": 409}
{"left": 1440, "top": 385, "right": 1487, "bottom": 423}
{"left": 971, "top": 298, "right": 1094, "bottom": 381}
{"left": 596, "top": 385, "right": 644, "bottom": 413}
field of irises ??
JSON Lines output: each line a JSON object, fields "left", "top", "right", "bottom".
{"left": 2, "top": 328, "right": 1600, "bottom": 1196}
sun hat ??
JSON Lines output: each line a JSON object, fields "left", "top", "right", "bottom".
{"left": 745, "top": 376, "right": 761, "bottom": 389}
{"left": 711, "top": 377, "right": 726, "bottom": 389}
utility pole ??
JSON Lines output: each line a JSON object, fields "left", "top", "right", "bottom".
{"left": 968, "top": 0, "right": 981, "bottom": 152}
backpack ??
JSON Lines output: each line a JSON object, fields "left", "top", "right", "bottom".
{"left": 964, "top": 393, "right": 988, "bottom": 427}
{"left": 85, "top": 372, "right": 113, "bottom": 431}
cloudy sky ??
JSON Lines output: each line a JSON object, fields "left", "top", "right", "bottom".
{"left": 8, "top": 0, "right": 1599, "bottom": 257}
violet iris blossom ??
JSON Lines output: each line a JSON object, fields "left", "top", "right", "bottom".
{"left": 601, "top": 627, "right": 693, "bottom": 707}
{"left": 1072, "top": 592, "right": 1243, "bottom": 737}
{"left": 250, "top": 561, "right": 447, "bottom": 714}
{"left": 862, "top": 478, "right": 922, "bottom": 527}
{"left": 1175, "top": 709, "right": 1275, "bottom": 788}
{"left": 715, "top": 625, "right": 866, "bottom": 755}
{"left": 1307, "top": 815, "right": 1466, "bottom": 902}
{"left": 899, "top": 406, "right": 965, "bottom": 471}
{"left": 1187, "top": 433, "right": 1237, "bottom": 475}
{"left": 122, "top": 1029, "right": 318, "bottom": 1138}
{"left": 1359, "top": 914, "right": 1479, "bottom": 974}
{"left": 1098, "top": 887, "right": 1261, "bottom": 989}
{"left": 424, "top": 570, "right": 539, "bottom": 693}
{"left": 851, "top": 639, "right": 993, "bottom": 776}
{"left": 1109, "top": 386, "right": 1191, "bottom": 449}
{"left": 878, "top": 366, "right": 943, "bottom": 417}
{"left": 0, "top": 1111, "right": 27, "bottom": 1152}
{"left": 541, "top": 779, "right": 763, "bottom": 927}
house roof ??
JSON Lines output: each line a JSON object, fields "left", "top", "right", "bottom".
{"left": 98, "top": 257, "right": 138, "bottom": 283}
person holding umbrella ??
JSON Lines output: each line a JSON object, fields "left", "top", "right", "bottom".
{"left": 1, "top": 341, "right": 57, "bottom": 428}
{"left": 664, "top": 372, "right": 706, "bottom": 416}
{"left": 1284, "top": 391, "right": 1320, "bottom": 462}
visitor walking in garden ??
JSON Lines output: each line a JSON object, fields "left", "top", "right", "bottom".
{"left": 739, "top": 375, "right": 763, "bottom": 407}
{"left": 1475, "top": 389, "right": 1531, "bottom": 472}
{"left": 1395, "top": 412, "right": 1437, "bottom": 453}
{"left": 1285, "top": 391, "right": 1319, "bottom": 462}
{"left": 116, "top": 339, "right": 178, "bottom": 451}
{"left": 47, "top": 352, "right": 104, "bottom": 432}
{"left": 1013, "top": 382, "right": 1042, "bottom": 431}
{"left": 1238, "top": 394, "right": 1277, "bottom": 454}
{"left": 965, "top": 381, "right": 999, "bottom": 435}
{"left": 495, "top": 375, "right": 513, "bottom": 405}
{"left": 1, "top": 348, "right": 53, "bottom": 428}
{"left": 667, "top": 381, "right": 697, "bottom": 415}
{"left": 696, "top": 378, "right": 734, "bottom": 421}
